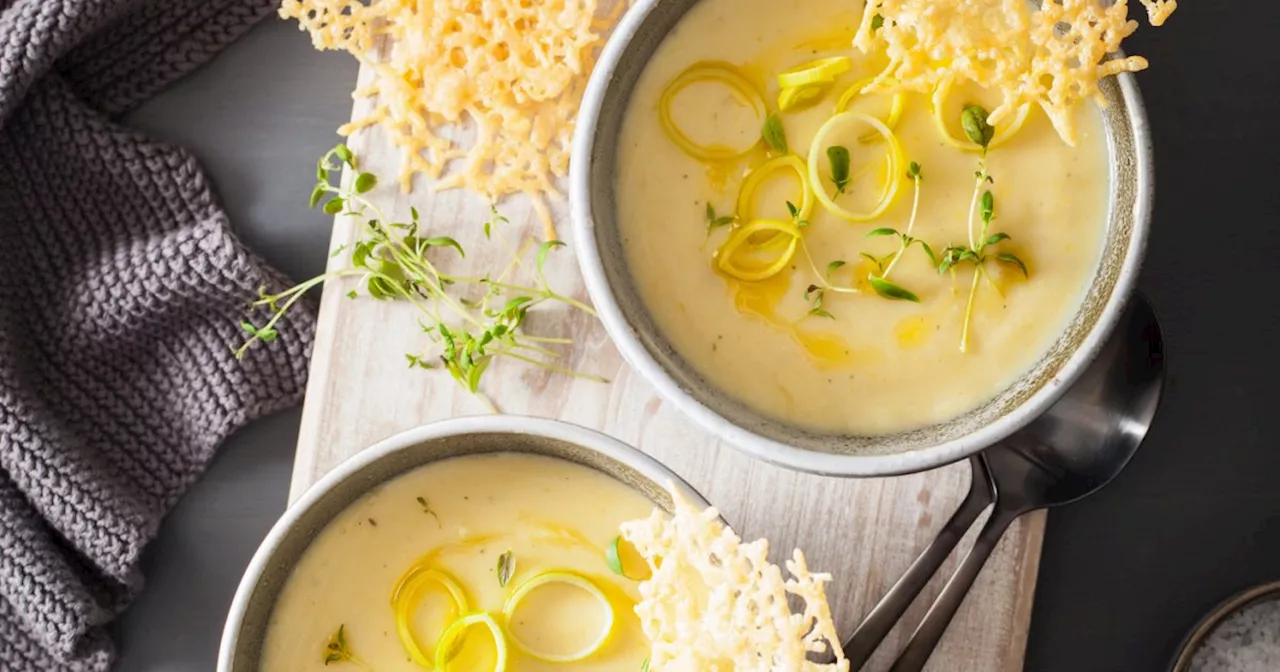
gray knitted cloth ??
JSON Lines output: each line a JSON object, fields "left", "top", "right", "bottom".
{"left": 0, "top": 0, "right": 314, "bottom": 669}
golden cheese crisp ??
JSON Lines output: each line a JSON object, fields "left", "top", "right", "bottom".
{"left": 621, "top": 488, "right": 848, "bottom": 672}
{"left": 853, "top": 0, "right": 1176, "bottom": 144}
{"left": 279, "top": 0, "right": 620, "bottom": 230}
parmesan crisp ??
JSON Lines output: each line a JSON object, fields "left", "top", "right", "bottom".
{"left": 279, "top": 0, "right": 620, "bottom": 230}
{"left": 621, "top": 488, "right": 848, "bottom": 672}
{"left": 853, "top": 0, "right": 1176, "bottom": 144}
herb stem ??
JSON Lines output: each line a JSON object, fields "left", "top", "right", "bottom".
{"left": 882, "top": 172, "right": 922, "bottom": 279}
{"left": 491, "top": 349, "right": 609, "bottom": 382}
{"left": 959, "top": 266, "right": 981, "bottom": 354}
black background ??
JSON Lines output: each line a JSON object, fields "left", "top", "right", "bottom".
{"left": 1026, "top": 3, "right": 1280, "bottom": 670}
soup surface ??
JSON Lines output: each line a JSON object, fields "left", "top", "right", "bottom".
{"left": 616, "top": 0, "right": 1111, "bottom": 435}
{"left": 260, "top": 453, "right": 654, "bottom": 671}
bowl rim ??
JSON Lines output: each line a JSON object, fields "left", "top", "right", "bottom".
{"left": 569, "top": 0, "right": 1154, "bottom": 477}
{"left": 1168, "top": 580, "right": 1280, "bottom": 671}
{"left": 216, "top": 415, "right": 709, "bottom": 671}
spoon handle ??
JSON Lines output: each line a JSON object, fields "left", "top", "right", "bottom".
{"left": 887, "top": 502, "right": 1022, "bottom": 672}
{"left": 843, "top": 457, "right": 993, "bottom": 669}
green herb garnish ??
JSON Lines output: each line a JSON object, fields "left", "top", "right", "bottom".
{"left": 323, "top": 625, "right": 371, "bottom": 669}
{"left": 804, "top": 284, "right": 834, "bottom": 319}
{"left": 938, "top": 189, "right": 1028, "bottom": 352}
{"left": 762, "top": 112, "right": 788, "bottom": 153}
{"left": 234, "top": 145, "right": 606, "bottom": 412}
{"left": 497, "top": 550, "right": 516, "bottom": 587}
{"left": 705, "top": 202, "right": 735, "bottom": 233}
{"left": 961, "top": 105, "right": 995, "bottom": 152}
{"left": 826, "top": 145, "right": 851, "bottom": 196}
{"left": 862, "top": 161, "right": 928, "bottom": 302}
{"left": 871, "top": 13, "right": 885, "bottom": 31}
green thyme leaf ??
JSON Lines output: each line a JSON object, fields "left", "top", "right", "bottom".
{"left": 961, "top": 105, "right": 995, "bottom": 150}
{"left": 870, "top": 277, "right": 921, "bottom": 302}
{"left": 322, "top": 198, "right": 344, "bottom": 215}
{"left": 354, "top": 172, "right": 377, "bottom": 193}
{"left": 826, "top": 260, "right": 847, "bottom": 278}
{"left": 985, "top": 232, "right": 1010, "bottom": 246}
{"left": 827, "top": 145, "right": 851, "bottom": 194}
{"left": 980, "top": 190, "right": 995, "bottom": 224}
{"left": 497, "top": 550, "right": 516, "bottom": 587}
{"left": 908, "top": 161, "right": 922, "bottom": 180}
{"left": 537, "top": 240, "right": 567, "bottom": 277}
{"left": 424, "top": 236, "right": 465, "bottom": 258}
{"left": 997, "top": 252, "right": 1029, "bottom": 277}
{"left": 309, "top": 184, "right": 326, "bottom": 209}
{"left": 334, "top": 144, "right": 354, "bottom": 165}
{"left": 866, "top": 227, "right": 899, "bottom": 238}
{"left": 762, "top": 112, "right": 788, "bottom": 153}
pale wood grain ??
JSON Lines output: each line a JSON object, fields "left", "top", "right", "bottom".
{"left": 290, "top": 55, "right": 1045, "bottom": 672}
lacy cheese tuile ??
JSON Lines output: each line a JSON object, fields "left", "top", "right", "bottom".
{"left": 621, "top": 488, "right": 849, "bottom": 672}
{"left": 853, "top": 0, "right": 1176, "bottom": 144}
{"left": 279, "top": 0, "right": 620, "bottom": 230}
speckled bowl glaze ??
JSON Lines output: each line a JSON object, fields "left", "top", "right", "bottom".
{"left": 1170, "top": 581, "right": 1280, "bottom": 672}
{"left": 216, "top": 416, "right": 708, "bottom": 672}
{"left": 570, "top": 0, "right": 1154, "bottom": 477}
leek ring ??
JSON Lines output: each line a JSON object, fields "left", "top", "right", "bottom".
{"left": 834, "top": 77, "right": 905, "bottom": 132}
{"left": 392, "top": 565, "right": 469, "bottom": 668}
{"left": 659, "top": 61, "right": 766, "bottom": 162}
{"left": 716, "top": 219, "right": 803, "bottom": 281}
{"left": 930, "top": 77, "right": 1030, "bottom": 152}
{"left": 808, "top": 111, "right": 904, "bottom": 222}
{"left": 434, "top": 611, "right": 508, "bottom": 672}
{"left": 736, "top": 154, "right": 813, "bottom": 224}
{"left": 501, "top": 571, "right": 615, "bottom": 663}
{"left": 777, "top": 56, "right": 853, "bottom": 89}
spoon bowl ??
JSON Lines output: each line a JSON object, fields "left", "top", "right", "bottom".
{"left": 845, "top": 295, "right": 1166, "bottom": 671}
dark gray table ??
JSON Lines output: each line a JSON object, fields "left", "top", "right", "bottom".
{"left": 111, "top": 6, "right": 1280, "bottom": 671}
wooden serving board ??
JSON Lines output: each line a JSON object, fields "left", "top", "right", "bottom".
{"left": 289, "top": 52, "right": 1046, "bottom": 672}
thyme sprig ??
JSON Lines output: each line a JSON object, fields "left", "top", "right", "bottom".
{"left": 864, "top": 161, "right": 931, "bottom": 302}
{"left": 939, "top": 105, "right": 1028, "bottom": 352}
{"left": 323, "top": 625, "right": 371, "bottom": 669}
{"left": 937, "top": 189, "right": 1027, "bottom": 352}
{"left": 787, "top": 200, "right": 858, "bottom": 321}
{"left": 236, "top": 145, "right": 606, "bottom": 411}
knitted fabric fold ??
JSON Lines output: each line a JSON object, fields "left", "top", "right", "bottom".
{"left": 0, "top": 1, "right": 314, "bottom": 669}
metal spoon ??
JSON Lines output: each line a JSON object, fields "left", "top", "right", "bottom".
{"left": 843, "top": 295, "right": 1166, "bottom": 671}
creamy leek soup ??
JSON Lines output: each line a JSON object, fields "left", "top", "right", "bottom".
{"left": 260, "top": 453, "right": 654, "bottom": 671}
{"left": 615, "top": 0, "right": 1110, "bottom": 435}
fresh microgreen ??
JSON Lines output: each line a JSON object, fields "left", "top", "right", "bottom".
{"left": 323, "top": 625, "right": 371, "bottom": 669}
{"left": 240, "top": 321, "right": 278, "bottom": 343}
{"left": 826, "top": 260, "right": 846, "bottom": 278}
{"left": 785, "top": 200, "right": 809, "bottom": 228}
{"left": 641, "top": 657, "right": 651, "bottom": 672}
{"left": 826, "top": 145, "right": 851, "bottom": 196}
{"left": 483, "top": 203, "right": 508, "bottom": 239}
{"left": 354, "top": 172, "right": 377, "bottom": 194}
{"left": 961, "top": 105, "right": 995, "bottom": 153}
{"left": 937, "top": 188, "right": 1028, "bottom": 352}
{"left": 235, "top": 145, "right": 605, "bottom": 411}
{"left": 862, "top": 161, "right": 927, "bottom": 301}
{"left": 762, "top": 112, "right": 788, "bottom": 154}
{"left": 416, "top": 496, "right": 442, "bottom": 527}
{"left": 804, "top": 284, "right": 834, "bottom": 319}
{"left": 705, "top": 202, "right": 735, "bottom": 233}
{"left": 497, "top": 550, "right": 516, "bottom": 587}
